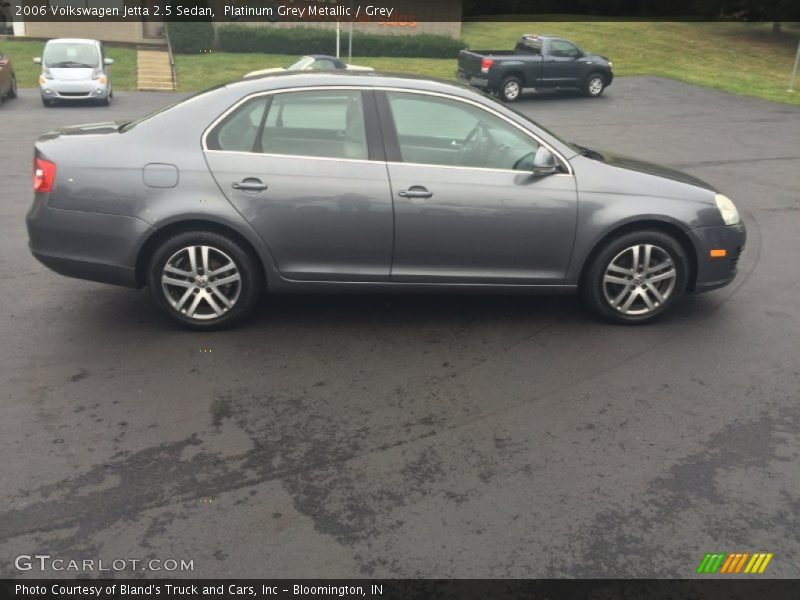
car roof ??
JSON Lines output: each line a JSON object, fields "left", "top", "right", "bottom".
{"left": 45, "top": 38, "right": 101, "bottom": 46}
{"left": 520, "top": 34, "right": 567, "bottom": 41}
{"left": 227, "top": 70, "right": 481, "bottom": 99}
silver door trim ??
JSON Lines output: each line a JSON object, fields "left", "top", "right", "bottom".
{"left": 204, "top": 149, "right": 378, "bottom": 166}
{"left": 201, "top": 85, "right": 574, "bottom": 176}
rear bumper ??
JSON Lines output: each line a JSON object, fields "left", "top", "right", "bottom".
{"left": 31, "top": 252, "right": 138, "bottom": 287}
{"left": 689, "top": 223, "right": 746, "bottom": 293}
{"left": 457, "top": 71, "right": 490, "bottom": 90}
{"left": 27, "top": 197, "right": 152, "bottom": 288}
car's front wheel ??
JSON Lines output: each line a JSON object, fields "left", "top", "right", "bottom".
{"left": 583, "top": 73, "right": 606, "bottom": 97}
{"left": 7, "top": 73, "right": 17, "bottom": 99}
{"left": 582, "top": 230, "right": 688, "bottom": 324}
{"left": 147, "top": 231, "right": 261, "bottom": 330}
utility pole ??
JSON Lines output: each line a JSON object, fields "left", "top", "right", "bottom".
{"left": 348, "top": 0, "right": 353, "bottom": 62}
{"left": 336, "top": 21, "right": 341, "bottom": 58}
{"left": 789, "top": 36, "right": 800, "bottom": 92}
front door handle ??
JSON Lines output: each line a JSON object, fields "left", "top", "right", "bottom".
{"left": 398, "top": 186, "right": 433, "bottom": 200}
{"left": 232, "top": 178, "right": 268, "bottom": 193}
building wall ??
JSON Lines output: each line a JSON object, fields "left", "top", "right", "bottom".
{"left": 22, "top": 21, "right": 164, "bottom": 45}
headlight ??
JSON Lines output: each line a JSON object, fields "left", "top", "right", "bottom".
{"left": 715, "top": 193, "right": 740, "bottom": 225}
{"left": 608, "top": 61, "right": 613, "bottom": 68}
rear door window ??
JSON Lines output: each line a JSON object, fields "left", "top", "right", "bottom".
{"left": 205, "top": 97, "right": 268, "bottom": 153}
{"left": 261, "top": 90, "right": 368, "bottom": 160}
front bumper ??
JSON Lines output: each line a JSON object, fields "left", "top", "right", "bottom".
{"left": 40, "top": 81, "right": 109, "bottom": 101}
{"left": 688, "top": 223, "right": 746, "bottom": 293}
{"left": 27, "top": 196, "right": 153, "bottom": 288}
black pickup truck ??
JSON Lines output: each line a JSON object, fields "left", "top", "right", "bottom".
{"left": 458, "top": 34, "right": 614, "bottom": 102}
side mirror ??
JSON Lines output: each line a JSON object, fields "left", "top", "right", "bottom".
{"left": 532, "top": 146, "right": 559, "bottom": 176}
{"left": 104, "top": 58, "right": 114, "bottom": 66}
{"left": 33, "top": 57, "right": 42, "bottom": 64}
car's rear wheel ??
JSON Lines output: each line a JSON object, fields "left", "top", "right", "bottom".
{"left": 7, "top": 73, "right": 17, "bottom": 99}
{"left": 583, "top": 73, "right": 606, "bottom": 97}
{"left": 147, "top": 231, "right": 261, "bottom": 330}
{"left": 499, "top": 76, "right": 523, "bottom": 103}
{"left": 582, "top": 230, "right": 688, "bottom": 324}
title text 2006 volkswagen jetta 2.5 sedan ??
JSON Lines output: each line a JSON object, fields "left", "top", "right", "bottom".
{"left": 27, "top": 72, "right": 745, "bottom": 329}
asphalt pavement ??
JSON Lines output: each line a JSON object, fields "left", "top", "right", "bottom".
{"left": 1, "top": 78, "right": 799, "bottom": 578}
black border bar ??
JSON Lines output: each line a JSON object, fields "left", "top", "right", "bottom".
{"left": 12, "top": 0, "right": 800, "bottom": 23}
{"left": 3, "top": 579, "right": 800, "bottom": 600}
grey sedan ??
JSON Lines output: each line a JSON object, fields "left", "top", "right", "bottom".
{"left": 27, "top": 72, "right": 745, "bottom": 329}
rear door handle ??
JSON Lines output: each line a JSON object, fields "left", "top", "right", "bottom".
{"left": 398, "top": 186, "right": 433, "bottom": 200}
{"left": 232, "top": 178, "right": 268, "bottom": 193}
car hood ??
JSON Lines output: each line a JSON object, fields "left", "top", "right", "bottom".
{"left": 576, "top": 146, "right": 715, "bottom": 191}
{"left": 48, "top": 67, "right": 96, "bottom": 80}
{"left": 583, "top": 53, "right": 610, "bottom": 63}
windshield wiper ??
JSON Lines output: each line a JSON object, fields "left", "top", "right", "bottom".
{"left": 50, "top": 61, "right": 94, "bottom": 68}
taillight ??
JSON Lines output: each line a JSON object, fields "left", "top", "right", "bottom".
{"left": 481, "top": 58, "right": 494, "bottom": 74}
{"left": 33, "top": 157, "right": 56, "bottom": 193}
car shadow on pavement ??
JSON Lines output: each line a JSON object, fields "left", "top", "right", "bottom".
{"left": 79, "top": 285, "right": 712, "bottom": 335}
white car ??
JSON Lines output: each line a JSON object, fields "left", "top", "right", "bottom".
{"left": 34, "top": 38, "right": 114, "bottom": 107}
{"left": 245, "top": 55, "right": 374, "bottom": 78}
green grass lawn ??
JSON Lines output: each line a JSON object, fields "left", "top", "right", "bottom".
{"left": 3, "top": 22, "right": 800, "bottom": 105}
{"left": 464, "top": 21, "right": 800, "bottom": 105}
{"left": 0, "top": 39, "right": 138, "bottom": 90}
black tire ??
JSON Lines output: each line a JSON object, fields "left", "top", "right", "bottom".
{"left": 7, "top": 73, "right": 17, "bottom": 99}
{"left": 581, "top": 230, "right": 689, "bottom": 325}
{"left": 583, "top": 72, "right": 606, "bottom": 97}
{"left": 498, "top": 76, "right": 523, "bottom": 103}
{"left": 147, "top": 230, "right": 262, "bottom": 330}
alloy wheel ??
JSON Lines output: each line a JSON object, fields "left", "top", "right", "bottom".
{"left": 602, "top": 244, "right": 677, "bottom": 316}
{"left": 161, "top": 245, "right": 242, "bottom": 321}
{"left": 588, "top": 77, "right": 604, "bottom": 96}
{"left": 504, "top": 81, "right": 521, "bottom": 101}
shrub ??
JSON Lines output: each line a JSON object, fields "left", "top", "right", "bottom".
{"left": 168, "top": 22, "right": 215, "bottom": 55}
{"left": 217, "top": 26, "right": 467, "bottom": 59}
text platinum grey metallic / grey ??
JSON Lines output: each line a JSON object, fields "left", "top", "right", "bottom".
{"left": 26, "top": 72, "right": 746, "bottom": 329}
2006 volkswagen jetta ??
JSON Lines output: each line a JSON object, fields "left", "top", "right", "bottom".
{"left": 27, "top": 72, "right": 745, "bottom": 329}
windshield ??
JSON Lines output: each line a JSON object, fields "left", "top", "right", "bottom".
{"left": 286, "top": 56, "right": 315, "bottom": 71}
{"left": 44, "top": 43, "right": 99, "bottom": 68}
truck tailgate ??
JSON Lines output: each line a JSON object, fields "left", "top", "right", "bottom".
{"left": 458, "top": 50, "right": 485, "bottom": 79}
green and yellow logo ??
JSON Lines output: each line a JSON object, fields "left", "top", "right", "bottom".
{"left": 697, "top": 552, "right": 773, "bottom": 574}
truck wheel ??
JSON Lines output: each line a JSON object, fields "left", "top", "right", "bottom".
{"left": 583, "top": 73, "right": 606, "bottom": 97}
{"left": 499, "top": 76, "right": 523, "bottom": 103}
